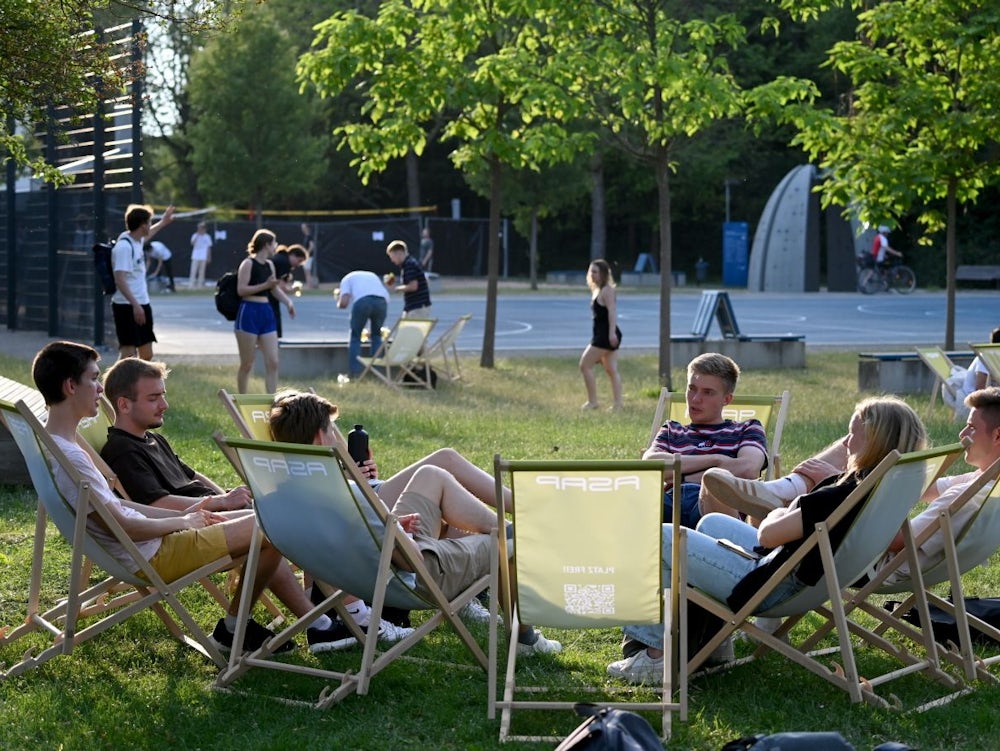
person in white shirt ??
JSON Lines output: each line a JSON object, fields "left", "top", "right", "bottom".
{"left": 189, "top": 221, "right": 213, "bottom": 289}
{"left": 337, "top": 270, "right": 391, "bottom": 377}
{"left": 145, "top": 240, "right": 175, "bottom": 292}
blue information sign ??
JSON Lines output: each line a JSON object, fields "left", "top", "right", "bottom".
{"left": 722, "top": 221, "right": 749, "bottom": 287}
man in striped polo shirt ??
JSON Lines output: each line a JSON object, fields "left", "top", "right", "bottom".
{"left": 643, "top": 352, "right": 768, "bottom": 529}
{"left": 386, "top": 239, "right": 432, "bottom": 318}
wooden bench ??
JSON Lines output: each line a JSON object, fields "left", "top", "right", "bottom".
{"left": 956, "top": 265, "right": 1000, "bottom": 286}
{"left": 858, "top": 351, "right": 974, "bottom": 395}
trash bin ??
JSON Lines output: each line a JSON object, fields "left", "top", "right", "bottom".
{"left": 695, "top": 257, "right": 709, "bottom": 285}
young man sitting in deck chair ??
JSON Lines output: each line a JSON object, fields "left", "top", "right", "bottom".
{"left": 267, "top": 389, "right": 563, "bottom": 656}
{"left": 32, "top": 341, "right": 350, "bottom": 655}
{"left": 644, "top": 353, "right": 768, "bottom": 528}
{"left": 703, "top": 387, "right": 1000, "bottom": 584}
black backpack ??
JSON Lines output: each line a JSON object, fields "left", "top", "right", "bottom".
{"left": 215, "top": 272, "right": 240, "bottom": 321}
{"left": 92, "top": 242, "right": 117, "bottom": 295}
{"left": 555, "top": 703, "right": 662, "bottom": 751}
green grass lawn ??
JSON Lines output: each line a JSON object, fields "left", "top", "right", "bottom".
{"left": 1, "top": 349, "right": 999, "bottom": 750}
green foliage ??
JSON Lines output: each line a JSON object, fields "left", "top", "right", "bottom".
{"left": 1, "top": 349, "right": 998, "bottom": 749}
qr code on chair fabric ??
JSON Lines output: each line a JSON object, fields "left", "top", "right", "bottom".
{"left": 564, "top": 584, "right": 615, "bottom": 615}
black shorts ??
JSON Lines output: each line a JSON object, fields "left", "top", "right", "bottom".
{"left": 112, "top": 303, "right": 157, "bottom": 347}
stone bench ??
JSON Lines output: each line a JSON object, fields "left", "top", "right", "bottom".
{"left": 262, "top": 338, "right": 371, "bottom": 380}
{"left": 858, "top": 351, "right": 974, "bottom": 395}
{"left": 956, "top": 265, "right": 1000, "bottom": 282}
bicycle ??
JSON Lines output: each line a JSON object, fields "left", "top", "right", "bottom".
{"left": 857, "top": 255, "right": 916, "bottom": 295}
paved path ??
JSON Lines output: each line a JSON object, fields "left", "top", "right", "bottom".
{"left": 3, "top": 283, "right": 998, "bottom": 364}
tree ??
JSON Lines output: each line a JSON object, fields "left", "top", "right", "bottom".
{"left": 0, "top": 0, "right": 242, "bottom": 184}
{"left": 298, "top": 0, "right": 591, "bottom": 367}
{"left": 750, "top": 0, "right": 1000, "bottom": 348}
{"left": 187, "top": 7, "right": 327, "bottom": 219}
{"left": 560, "top": 2, "right": 748, "bottom": 388}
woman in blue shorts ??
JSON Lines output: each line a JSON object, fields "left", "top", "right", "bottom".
{"left": 235, "top": 229, "right": 296, "bottom": 393}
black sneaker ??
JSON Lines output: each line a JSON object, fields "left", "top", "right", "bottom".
{"left": 211, "top": 617, "right": 295, "bottom": 654}
{"left": 308, "top": 620, "right": 358, "bottom": 653}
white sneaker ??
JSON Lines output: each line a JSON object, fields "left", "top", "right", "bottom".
{"left": 606, "top": 649, "right": 663, "bottom": 685}
{"left": 375, "top": 619, "right": 414, "bottom": 644}
{"left": 516, "top": 628, "right": 562, "bottom": 655}
{"left": 459, "top": 598, "right": 491, "bottom": 624}
{"left": 701, "top": 468, "right": 785, "bottom": 519}
{"left": 706, "top": 636, "right": 735, "bottom": 665}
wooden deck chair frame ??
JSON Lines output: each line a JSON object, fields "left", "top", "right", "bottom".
{"left": 839, "top": 455, "right": 1000, "bottom": 692}
{"left": 678, "top": 444, "right": 962, "bottom": 708}
{"left": 417, "top": 313, "right": 472, "bottom": 382}
{"left": 647, "top": 388, "right": 790, "bottom": 480}
{"left": 488, "top": 456, "right": 686, "bottom": 743}
{"left": 214, "top": 436, "right": 494, "bottom": 708}
{"left": 0, "top": 399, "right": 233, "bottom": 678}
{"left": 970, "top": 342, "right": 1000, "bottom": 386}
{"left": 914, "top": 346, "right": 961, "bottom": 416}
{"left": 357, "top": 317, "right": 437, "bottom": 390}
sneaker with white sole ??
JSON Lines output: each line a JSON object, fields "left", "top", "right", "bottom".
{"left": 706, "top": 636, "right": 735, "bottom": 665}
{"left": 211, "top": 617, "right": 294, "bottom": 654}
{"left": 701, "top": 468, "right": 785, "bottom": 520}
{"left": 374, "top": 618, "right": 415, "bottom": 644}
{"left": 459, "top": 597, "right": 492, "bottom": 624}
{"left": 606, "top": 649, "right": 663, "bottom": 685}
{"left": 516, "top": 628, "right": 562, "bottom": 655}
{"left": 307, "top": 620, "right": 358, "bottom": 653}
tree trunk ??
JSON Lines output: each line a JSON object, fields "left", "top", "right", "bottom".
{"left": 480, "top": 156, "right": 502, "bottom": 368}
{"left": 405, "top": 150, "right": 421, "bottom": 216}
{"left": 945, "top": 177, "right": 957, "bottom": 350}
{"left": 590, "top": 151, "right": 606, "bottom": 261}
{"left": 656, "top": 149, "right": 673, "bottom": 389}
{"left": 529, "top": 207, "right": 539, "bottom": 291}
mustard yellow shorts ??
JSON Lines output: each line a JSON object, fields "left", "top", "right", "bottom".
{"left": 145, "top": 524, "right": 229, "bottom": 583}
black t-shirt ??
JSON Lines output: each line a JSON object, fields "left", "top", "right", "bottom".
{"left": 727, "top": 474, "right": 863, "bottom": 611}
{"left": 100, "top": 427, "right": 214, "bottom": 504}
{"left": 271, "top": 251, "right": 292, "bottom": 281}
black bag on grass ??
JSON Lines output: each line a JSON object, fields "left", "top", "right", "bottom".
{"left": 554, "top": 703, "right": 661, "bottom": 751}
{"left": 720, "top": 732, "right": 854, "bottom": 751}
{"left": 888, "top": 596, "right": 1000, "bottom": 646}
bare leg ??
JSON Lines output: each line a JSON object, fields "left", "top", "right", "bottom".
{"left": 257, "top": 332, "right": 280, "bottom": 394}
{"left": 376, "top": 447, "right": 513, "bottom": 511}
{"left": 600, "top": 349, "right": 623, "bottom": 408}
{"left": 393, "top": 465, "right": 496, "bottom": 536}
{"left": 579, "top": 345, "right": 604, "bottom": 407}
{"left": 234, "top": 330, "right": 259, "bottom": 393}
{"left": 137, "top": 343, "right": 154, "bottom": 361}
{"left": 118, "top": 345, "right": 138, "bottom": 360}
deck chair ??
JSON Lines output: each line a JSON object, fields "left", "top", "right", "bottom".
{"left": 0, "top": 399, "right": 233, "bottom": 678}
{"left": 647, "top": 388, "right": 790, "bottom": 480}
{"left": 357, "top": 317, "right": 437, "bottom": 389}
{"left": 488, "top": 456, "right": 685, "bottom": 742}
{"left": 680, "top": 443, "right": 962, "bottom": 708}
{"left": 914, "top": 346, "right": 962, "bottom": 416}
{"left": 970, "top": 342, "right": 1000, "bottom": 385}
{"left": 416, "top": 314, "right": 472, "bottom": 382}
{"left": 214, "top": 436, "right": 495, "bottom": 707}
{"left": 844, "top": 456, "right": 1000, "bottom": 689}
{"left": 217, "top": 388, "right": 336, "bottom": 443}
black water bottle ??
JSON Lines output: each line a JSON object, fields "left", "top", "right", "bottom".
{"left": 347, "top": 424, "right": 369, "bottom": 465}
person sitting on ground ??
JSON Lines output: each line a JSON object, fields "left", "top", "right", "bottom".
{"left": 704, "top": 388, "right": 1000, "bottom": 586}
{"left": 608, "top": 396, "right": 927, "bottom": 685}
{"left": 644, "top": 353, "right": 768, "bottom": 528}
{"left": 268, "top": 389, "right": 563, "bottom": 656}
{"left": 31, "top": 341, "right": 349, "bottom": 655}
{"left": 942, "top": 327, "right": 1000, "bottom": 420}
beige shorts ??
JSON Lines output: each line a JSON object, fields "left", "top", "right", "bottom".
{"left": 393, "top": 490, "right": 493, "bottom": 600}
{"left": 145, "top": 524, "right": 229, "bottom": 583}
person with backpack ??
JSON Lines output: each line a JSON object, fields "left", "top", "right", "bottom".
{"left": 234, "top": 229, "right": 295, "bottom": 394}
{"left": 111, "top": 203, "right": 174, "bottom": 361}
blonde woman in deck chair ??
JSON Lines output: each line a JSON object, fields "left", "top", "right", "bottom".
{"left": 608, "top": 396, "right": 927, "bottom": 685}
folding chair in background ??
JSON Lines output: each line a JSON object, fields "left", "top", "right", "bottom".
{"left": 357, "top": 317, "right": 437, "bottom": 389}
{"left": 647, "top": 388, "right": 790, "bottom": 479}
{"left": 417, "top": 313, "right": 472, "bottom": 382}
{"left": 215, "top": 436, "right": 495, "bottom": 707}
{"left": 970, "top": 342, "right": 1000, "bottom": 386}
{"left": 489, "top": 456, "right": 685, "bottom": 743}
{"left": 680, "top": 443, "right": 963, "bottom": 708}
{"left": 914, "top": 346, "right": 962, "bottom": 416}
{"left": 846, "top": 456, "right": 1000, "bottom": 690}
{"left": 219, "top": 389, "right": 282, "bottom": 442}
{"left": 0, "top": 399, "right": 232, "bottom": 678}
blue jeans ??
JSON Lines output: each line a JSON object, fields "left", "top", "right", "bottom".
{"left": 349, "top": 296, "right": 388, "bottom": 376}
{"left": 624, "top": 513, "right": 802, "bottom": 650}
{"left": 664, "top": 483, "right": 703, "bottom": 528}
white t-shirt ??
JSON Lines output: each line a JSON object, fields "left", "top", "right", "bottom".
{"left": 110, "top": 232, "right": 149, "bottom": 305}
{"left": 961, "top": 357, "right": 990, "bottom": 395}
{"left": 49, "top": 434, "right": 161, "bottom": 573}
{"left": 879, "top": 470, "right": 985, "bottom": 585}
{"left": 339, "top": 270, "right": 390, "bottom": 303}
{"left": 190, "top": 232, "right": 213, "bottom": 261}
{"left": 148, "top": 240, "right": 171, "bottom": 262}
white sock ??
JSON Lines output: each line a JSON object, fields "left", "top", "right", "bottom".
{"left": 309, "top": 614, "right": 333, "bottom": 631}
{"left": 761, "top": 474, "right": 808, "bottom": 501}
{"left": 346, "top": 601, "right": 370, "bottom": 626}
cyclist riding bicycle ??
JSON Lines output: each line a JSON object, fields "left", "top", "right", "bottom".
{"left": 871, "top": 224, "right": 902, "bottom": 265}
